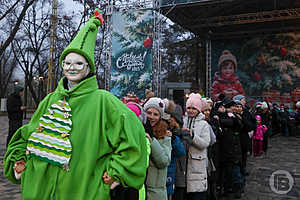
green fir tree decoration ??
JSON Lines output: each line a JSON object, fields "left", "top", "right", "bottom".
{"left": 27, "top": 99, "right": 73, "bottom": 171}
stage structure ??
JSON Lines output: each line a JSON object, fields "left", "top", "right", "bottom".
{"left": 102, "top": 0, "right": 163, "bottom": 97}
{"left": 160, "top": 0, "right": 300, "bottom": 99}
{"left": 47, "top": 0, "right": 58, "bottom": 94}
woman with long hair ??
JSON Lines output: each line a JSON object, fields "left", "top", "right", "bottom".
{"left": 143, "top": 97, "right": 172, "bottom": 200}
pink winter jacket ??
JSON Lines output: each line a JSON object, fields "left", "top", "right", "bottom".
{"left": 253, "top": 125, "right": 267, "bottom": 140}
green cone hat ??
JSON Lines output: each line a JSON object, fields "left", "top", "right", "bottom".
{"left": 59, "top": 9, "right": 104, "bottom": 73}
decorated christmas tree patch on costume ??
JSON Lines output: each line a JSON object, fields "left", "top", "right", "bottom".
{"left": 27, "top": 99, "right": 73, "bottom": 171}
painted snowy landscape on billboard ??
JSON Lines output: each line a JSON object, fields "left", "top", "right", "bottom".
{"left": 111, "top": 10, "right": 153, "bottom": 99}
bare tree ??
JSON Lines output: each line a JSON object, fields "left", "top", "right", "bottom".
{"left": 0, "top": 0, "right": 37, "bottom": 58}
{"left": 0, "top": 46, "right": 18, "bottom": 97}
{"left": 11, "top": 1, "right": 51, "bottom": 106}
{"left": 0, "top": 0, "right": 20, "bottom": 21}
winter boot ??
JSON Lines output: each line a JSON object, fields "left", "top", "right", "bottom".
{"left": 233, "top": 184, "right": 241, "bottom": 199}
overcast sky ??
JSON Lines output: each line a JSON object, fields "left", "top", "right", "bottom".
{"left": 62, "top": 0, "right": 83, "bottom": 12}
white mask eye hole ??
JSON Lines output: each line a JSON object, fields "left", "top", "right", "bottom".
{"left": 62, "top": 60, "right": 88, "bottom": 70}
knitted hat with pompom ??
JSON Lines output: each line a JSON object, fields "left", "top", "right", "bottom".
{"left": 186, "top": 93, "right": 203, "bottom": 112}
{"left": 218, "top": 50, "right": 237, "bottom": 70}
{"left": 143, "top": 97, "right": 165, "bottom": 117}
{"left": 127, "top": 102, "right": 147, "bottom": 124}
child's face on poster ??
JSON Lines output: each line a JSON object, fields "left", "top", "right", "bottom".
{"left": 221, "top": 61, "right": 235, "bottom": 79}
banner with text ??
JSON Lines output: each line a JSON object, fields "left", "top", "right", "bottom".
{"left": 111, "top": 9, "right": 153, "bottom": 99}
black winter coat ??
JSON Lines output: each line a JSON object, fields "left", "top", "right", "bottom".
{"left": 239, "top": 108, "right": 255, "bottom": 152}
{"left": 219, "top": 113, "right": 243, "bottom": 163}
{"left": 7, "top": 93, "right": 23, "bottom": 120}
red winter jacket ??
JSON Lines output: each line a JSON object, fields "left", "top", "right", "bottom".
{"left": 211, "top": 72, "right": 245, "bottom": 101}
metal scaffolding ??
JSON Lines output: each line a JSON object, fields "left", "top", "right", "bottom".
{"left": 205, "top": 40, "right": 211, "bottom": 98}
{"left": 103, "top": 2, "right": 113, "bottom": 91}
{"left": 152, "top": 0, "right": 162, "bottom": 97}
{"left": 47, "top": 0, "right": 57, "bottom": 94}
{"left": 189, "top": 8, "right": 300, "bottom": 28}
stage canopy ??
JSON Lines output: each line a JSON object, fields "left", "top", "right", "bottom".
{"left": 160, "top": 0, "right": 300, "bottom": 39}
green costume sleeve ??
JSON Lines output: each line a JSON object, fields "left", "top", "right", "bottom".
{"left": 106, "top": 103, "right": 148, "bottom": 189}
{"left": 3, "top": 94, "right": 54, "bottom": 184}
{"left": 146, "top": 138, "right": 151, "bottom": 166}
{"left": 4, "top": 124, "right": 29, "bottom": 184}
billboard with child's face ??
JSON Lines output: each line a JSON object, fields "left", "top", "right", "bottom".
{"left": 211, "top": 33, "right": 300, "bottom": 103}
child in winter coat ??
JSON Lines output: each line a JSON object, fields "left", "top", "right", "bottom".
{"left": 166, "top": 112, "right": 186, "bottom": 200}
{"left": 253, "top": 115, "right": 268, "bottom": 157}
{"left": 182, "top": 93, "right": 210, "bottom": 200}
{"left": 143, "top": 97, "right": 172, "bottom": 200}
{"left": 218, "top": 98, "right": 244, "bottom": 199}
{"left": 211, "top": 50, "right": 245, "bottom": 101}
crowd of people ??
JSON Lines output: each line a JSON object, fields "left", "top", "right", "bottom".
{"left": 6, "top": 80, "right": 300, "bottom": 200}
{"left": 115, "top": 91, "right": 300, "bottom": 200}
{"left": 4, "top": 9, "right": 300, "bottom": 200}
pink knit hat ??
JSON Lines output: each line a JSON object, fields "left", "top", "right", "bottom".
{"left": 201, "top": 101, "right": 210, "bottom": 112}
{"left": 186, "top": 93, "right": 203, "bottom": 112}
{"left": 218, "top": 50, "right": 237, "bottom": 70}
{"left": 255, "top": 115, "right": 261, "bottom": 120}
{"left": 127, "top": 102, "right": 147, "bottom": 124}
{"left": 127, "top": 103, "right": 141, "bottom": 116}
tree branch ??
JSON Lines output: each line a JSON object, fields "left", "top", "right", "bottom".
{"left": 0, "top": 0, "right": 36, "bottom": 58}
{"left": 0, "top": 0, "right": 20, "bottom": 21}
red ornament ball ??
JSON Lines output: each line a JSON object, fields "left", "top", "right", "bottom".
{"left": 253, "top": 72, "right": 261, "bottom": 81}
{"left": 144, "top": 37, "right": 152, "bottom": 48}
{"left": 280, "top": 47, "right": 288, "bottom": 56}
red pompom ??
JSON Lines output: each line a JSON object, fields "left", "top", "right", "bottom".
{"left": 253, "top": 72, "right": 261, "bottom": 81}
{"left": 144, "top": 37, "right": 152, "bottom": 48}
{"left": 280, "top": 47, "right": 288, "bottom": 56}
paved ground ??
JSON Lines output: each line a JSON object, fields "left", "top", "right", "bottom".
{"left": 0, "top": 115, "right": 299, "bottom": 200}
{"left": 0, "top": 115, "right": 22, "bottom": 200}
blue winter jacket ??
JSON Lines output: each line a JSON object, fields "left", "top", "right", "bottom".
{"left": 166, "top": 136, "right": 186, "bottom": 195}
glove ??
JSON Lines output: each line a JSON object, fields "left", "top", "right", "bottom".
{"left": 248, "top": 131, "right": 254, "bottom": 138}
{"left": 182, "top": 131, "right": 193, "bottom": 145}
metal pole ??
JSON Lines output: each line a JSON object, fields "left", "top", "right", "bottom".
{"left": 206, "top": 39, "right": 211, "bottom": 97}
{"left": 152, "top": 0, "right": 161, "bottom": 96}
{"left": 47, "top": 0, "right": 57, "bottom": 94}
{"left": 104, "top": 2, "right": 113, "bottom": 91}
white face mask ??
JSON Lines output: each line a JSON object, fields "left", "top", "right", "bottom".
{"left": 63, "top": 52, "right": 90, "bottom": 83}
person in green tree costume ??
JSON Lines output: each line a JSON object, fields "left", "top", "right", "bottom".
{"left": 4, "top": 9, "right": 148, "bottom": 200}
